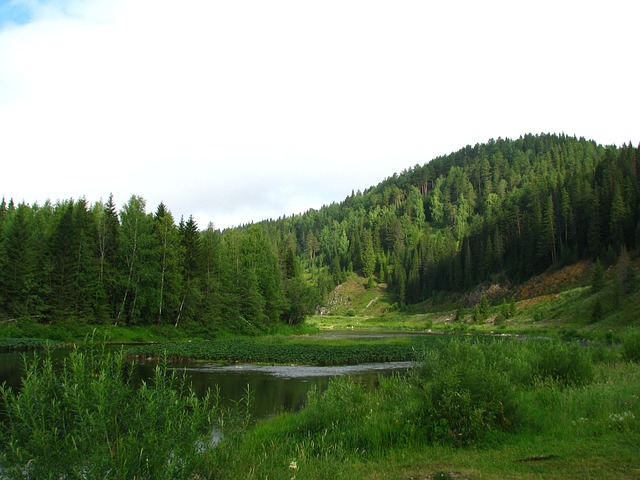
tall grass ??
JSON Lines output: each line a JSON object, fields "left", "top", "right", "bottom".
{"left": 621, "top": 328, "right": 640, "bottom": 362}
{"left": 3, "top": 333, "right": 635, "bottom": 479}
{"left": 0, "top": 333, "right": 225, "bottom": 479}
{"left": 209, "top": 337, "right": 616, "bottom": 479}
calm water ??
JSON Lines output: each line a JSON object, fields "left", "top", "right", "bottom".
{"left": 0, "top": 335, "right": 416, "bottom": 420}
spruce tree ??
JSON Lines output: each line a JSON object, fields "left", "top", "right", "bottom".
{"left": 591, "top": 258, "right": 605, "bottom": 292}
{"left": 0, "top": 204, "right": 33, "bottom": 317}
{"left": 153, "top": 203, "right": 181, "bottom": 325}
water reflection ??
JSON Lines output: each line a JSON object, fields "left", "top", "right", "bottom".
{"left": 134, "top": 360, "right": 414, "bottom": 419}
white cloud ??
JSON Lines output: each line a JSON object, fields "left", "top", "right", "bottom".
{"left": 1, "top": 0, "right": 639, "bottom": 228}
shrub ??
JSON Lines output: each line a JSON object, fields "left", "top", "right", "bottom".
{"left": 529, "top": 339, "right": 594, "bottom": 387}
{"left": 591, "top": 297, "right": 605, "bottom": 323}
{"left": 413, "top": 338, "right": 595, "bottom": 446}
{"left": 0, "top": 334, "right": 222, "bottom": 479}
{"left": 622, "top": 329, "right": 640, "bottom": 362}
{"left": 415, "top": 339, "right": 518, "bottom": 446}
{"left": 591, "top": 258, "right": 605, "bottom": 292}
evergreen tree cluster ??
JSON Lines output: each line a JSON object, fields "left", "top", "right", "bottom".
{"left": 0, "top": 195, "right": 316, "bottom": 330}
{"left": 1, "top": 133, "right": 638, "bottom": 326}
{"left": 264, "top": 134, "right": 640, "bottom": 306}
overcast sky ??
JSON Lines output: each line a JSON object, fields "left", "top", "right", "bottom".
{"left": 1, "top": 0, "right": 638, "bottom": 229}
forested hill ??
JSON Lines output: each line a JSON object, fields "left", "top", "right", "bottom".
{"left": 1, "top": 134, "right": 639, "bottom": 331}
{"left": 265, "top": 133, "right": 639, "bottom": 305}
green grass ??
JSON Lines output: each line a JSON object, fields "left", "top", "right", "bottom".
{"left": 208, "top": 338, "right": 640, "bottom": 479}
{"left": 3, "top": 334, "right": 639, "bottom": 479}
{"left": 308, "top": 267, "right": 639, "bottom": 343}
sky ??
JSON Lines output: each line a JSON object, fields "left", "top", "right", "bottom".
{"left": 1, "top": 0, "right": 638, "bottom": 229}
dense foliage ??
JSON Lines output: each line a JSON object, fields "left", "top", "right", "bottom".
{"left": 0, "top": 196, "right": 317, "bottom": 332}
{"left": 1, "top": 336, "right": 638, "bottom": 478}
{"left": 0, "top": 336, "right": 225, "bottom": 479}
{"left": 270, "top": 134, "right": 640, "bottom": 307}
{"left": 1, "top": 134, "right": 638, "bottom": 329}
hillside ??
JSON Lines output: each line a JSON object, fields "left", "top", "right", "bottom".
{"left": 272, "top": 133, "right": 639, "bottom": 322}
{"left": 308, "top": 252, "right": 640, "bottom": 338}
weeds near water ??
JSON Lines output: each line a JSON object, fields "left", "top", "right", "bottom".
{"left": 415, "top": 339, "right": 519, "bottom": 445}
{"left": 207, "top": 336, "right": 640, "bottom": 479}
{"left": 0, "top": 331, "right": 228, "bottom": 479}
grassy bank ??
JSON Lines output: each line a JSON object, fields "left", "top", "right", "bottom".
{"left": 0, "top": 317, "right": 319, "bottom": 345}
{"left": 208, "top": 336, "right": 640, "bottom": 479}
{"left": 2, "top": 334, "right": 639, "bottom": 479}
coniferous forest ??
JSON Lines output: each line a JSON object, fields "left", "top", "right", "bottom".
{"left": 1, "top": 134, "right": 639, "bottom": 331}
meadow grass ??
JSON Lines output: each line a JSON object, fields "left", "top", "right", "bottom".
{"left": 209, "top": 337, "right": 640, "bottom": 479}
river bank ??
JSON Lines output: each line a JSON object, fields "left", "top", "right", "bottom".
{"left": 2, "top": 332, "right": 639, "bottom": 479}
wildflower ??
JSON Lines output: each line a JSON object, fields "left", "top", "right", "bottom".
{"left": 289, "top": 460, "right": 298, "bottom": 470}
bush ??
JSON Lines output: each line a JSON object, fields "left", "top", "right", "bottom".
{"left": 0, "top": 333, "right": 222, "bottom": 479}
{"left": 415, "top": 339, "right": 518, "bottom": 446}
{"left": 412, "top": 338, "right": 595, "bottom": 446}
{"left": 622, "top": 329, "right": 640, "bottom": 362}
{"left": 530, "top": 340, "right": 594, "bottom": 387}
{"left": 591, "top": 297, "right": 605, "bottom": 323}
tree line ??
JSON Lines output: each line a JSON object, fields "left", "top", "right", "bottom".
{"left": 0, "top": 195, "right": 316, "bottom": 331}
{"left": 1, "top": 133, "right": 638, "bottom": 329}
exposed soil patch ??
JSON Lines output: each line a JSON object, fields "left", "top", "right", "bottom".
{"left": 406, "top": 472, "right": 468, "bottom": 480}
{"left": 516, "top": 454, "right": 559, "bottom": 462}
{"left": 515, "top": 261, "right": 591, "bottom": 300}
{"left": 516, "top": 293, "right": 559, "bottom": 309}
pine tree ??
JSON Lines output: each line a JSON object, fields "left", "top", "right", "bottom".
{"left": 361, "top": 230, "right": 376, "bottom": 280}
{"left": 177, "top": 215, "right": 202, "bottom": 327}
{"left": 154, "top": 203, "right": 181, "bottom": 325}
{"left": 0, "top": 204, "right": 33, "bottom": 317}
{"left": 560, "top": 188, "right": 573, "bottom": 248}
{"left": 70, "top": 198, "right": 99, "bottom": 320}
{"left": 463, "top": 241, "right": 473, "bottom": 290}
{"left": 609, "top": 185, "right": 627, "bottom": 250}
{"left": 49, "top": 201, "right": 77, "bottom": 319}
{"left": 537, "top": 194, "right": 557, "bottom": 265}
{"left": 586, "top": 190, "right": 602, "bottom": 257}
{"left": 591, "top": 258, "right": 605, "bottom": 292}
